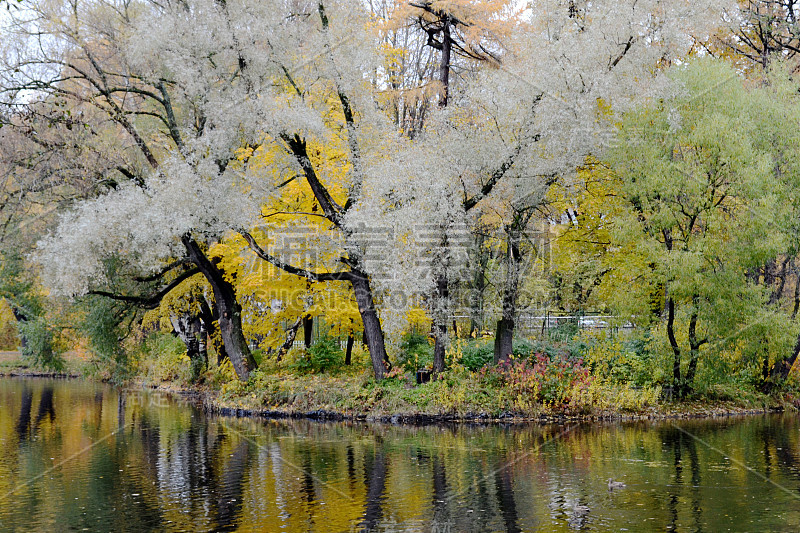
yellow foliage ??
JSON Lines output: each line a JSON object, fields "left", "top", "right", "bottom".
{"left": 0, "top": 299, "right": 19, "bottom": 350}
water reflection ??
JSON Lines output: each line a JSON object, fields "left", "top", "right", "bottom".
{"left": 14, "top": 385, "right": 32, "bottom": 441}
{"left": 2, "top": 378, "right": 800, "bottom": 532}
{"left": 358, "top": 440, "right": 387, "bottom": 532}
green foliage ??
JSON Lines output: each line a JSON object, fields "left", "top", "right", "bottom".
{"left": 18, "top": 316, "right": 64, "bottom": 371}
{"left": 511, "top": 337, "right": 536, "bottom": 357}
{"left": 0, "top": 250, "right": 44, "bottom": 321}
{"left": 0, "top": 300, "right": 19, "bottom": 350}
{"left": 584, "top": 333, "right": 656, "bottom": 387}
{"left": 548, "top": 318, "right": 580, "bottom": 342}
{"left": 206, "top": 358, "right": 237, "bottom": 389}
{"left": 461, "top": 339, "right": 494, "bottom": 371}
{"left": 458, "top": 338, "right": 540, "bottom": 371}
{"left": 291, "top": 336, "right": 344, "bottom": 374}
{"left": 79, "top": 296, "right": 135, "bottom": 380}
{"left": 0, "top": 251, "right": 57, "bottom": 367}
{"left": 139, "top": 331, "right": 191, "bottom": 384}
{"left": 600, "top": 59, "right": 799, "bottom": 392}
{"left": 251, "top": 348, "right": 265, "bottom": 366}
{"left": 398, "top": 331, "right": 433, "bottom": 371}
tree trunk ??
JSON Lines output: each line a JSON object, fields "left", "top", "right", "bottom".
{"left": 494, "top": 228, "right": 522, "bottom": 364}
{"left": 793, "top": 261, "right": 800, "bottom": 320}
{"left": 182, "top": 235, "right": 255, "bottom": 381}
{"left": 430, "top": 14, "right": 454, "bottom": 366}
{"left": 770, "top": 331, "right": 800, "bottom": 385}
{"left": 432, "top": 272, "right": 448, "bottom": 374}
{"left": 303, "top": 315, "right": 313, "bottom": 348}
{"left": 494, "top": 318, "right": 515, "bottom": 364}
{"left": 350, "top": 269, "right": 389, "bottom": 379}
{"left": 199, "top": 299, "right": 228, "bottom": 366}
{"left": 10, "top": 307, "right": 28, "bottom": 351}
{"left": 667, "top": 296, "right": 682, "bottom": 395}
{"left": 170, "top": 314, "right": 207, "bottom": 382}
{"left": 345, "top": 329, "right": 355, "bottom": 365}
{"left": 768, "top": 257, "right": 790, "bottom": 305}
{"left": 283, "top": 319, "right": 302, "bottom": 361}
{"left": 438, "top": 17, "right": 452, "bottom": 107}
{"left": 684, "top": 309, "right": 700, "bottom": 397}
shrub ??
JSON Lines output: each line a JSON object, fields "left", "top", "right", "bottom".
{"left": 207, "top": 358, "right": 237, "bottom": 389}
{"left": 512, "top": 338, "right": 537, "bottom": 358}
{"left": 460, "top": 338, "right": 559, "bottom": 371}
{"left": 18, "top": 316, "right": 64, "bottom": 371}
{"left": 292, "top": 336, "right": 344, "bottom": 374}
{"left": 140, "top": 331, "right": 191, "bottom": 384}
{"left": 398, "top": 331, "right": 433, "bottom": 371}
{"left": 461, "top": 340, "right": 494, "bottom": 371}
{"left": 549, "top": 318, "right": 579, "bottom": 342}
{"left": 0, "top": 300, "right": 19, "bottom": 350}
{"left": 480, "top": 352, "right": 592, "bottom": 408}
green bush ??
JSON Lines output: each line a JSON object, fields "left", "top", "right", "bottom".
{"left": 461, "top": 339, "right": 494, "bottom": 371}
{"left": 549, "top": 318, "right": 579, "bottom": 342}
{"left": 18, "top": 316, "right": 64, "bottom": 371}
{"left": 80, "top": 296, "right": 132, "bottom": 380}
{"left": 581, "top": 331, "right": 658, "bottom": 387}
{"left": 460, "top": 338, "right": 557, "bottom": 371}
{"left": 512, "top": 338, "right": 536, "bottom": 358}
{"left": 140, "top": 331, "right": 191, "bottom": 384}
{"left": 292, "top": 336, "right": 344, "bottom": 373}
{"left": 398, "top": 332, "right": 433, "bottom": 371}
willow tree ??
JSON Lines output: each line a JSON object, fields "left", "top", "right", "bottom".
{"left": 361, "top": 0, "right": 733, "bottom": 368}
{"left": 608, "top": 60, "right": 791, "bottom": 397}
{"left": 1, "top": 0, "right": 278, "bottom": 379}
{"left": 2, "top": 0, "right": 419, "bottom": 380}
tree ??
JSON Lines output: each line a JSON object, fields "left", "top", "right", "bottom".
{"left": 1, "top": 0, "right": 733, "bottom": 382}
{"left": 607, "top": 59, "right": 789, "bottom": 396}
{"left": 722, "top": 1, "right": 800, "bottom": 71}
{"left": 2, "top": 0, "right": 415, "bottom": 380}
{"left": 1, "top": 0, "right": 307, "bottom": 380}
{"left": 367, "top": 0, "right": 732, "bottom": 368}
{"left": 721, "top": 1, "right": 800, "bottom": 386}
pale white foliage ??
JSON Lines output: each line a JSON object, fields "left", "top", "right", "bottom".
{"left": 12, "top": 0, "right": 733, "bottom": 337}
{"left": 344, "top": 0, "right": 734, "bottom": 328}
{"left": 36, "top": 154, "right": 264, "bottom": 295}
{"left": 23, "top": 0, "right": 387, "bottom": 296}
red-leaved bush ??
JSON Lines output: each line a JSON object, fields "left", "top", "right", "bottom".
{"left": 480, "top": 352, "right": 593, "bottom": 408}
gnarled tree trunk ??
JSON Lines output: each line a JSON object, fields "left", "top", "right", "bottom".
{"left": 170, "top": 313, "right": 207, "bottom": 382}
{"left": 351, "top": 270, "right": 389, "bottom": 379}
{"left": 494, "top": 224, "right": 523, "bottom": 364}
{"left": 182, "top": 235, "right": 255, "bottom": 381}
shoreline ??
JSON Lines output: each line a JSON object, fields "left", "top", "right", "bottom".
{"left": 0, "top": 369, "right": 82, "bottom": 379}
{"left": 1, "top": 368, "right": 789, "bottom": 426}
{"left": 200, "top": 400, "right": 782, "bottom": 425}
{"left": 169, "top": 380, "right": 787, "bottom": 425}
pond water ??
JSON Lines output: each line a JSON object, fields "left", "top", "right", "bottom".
{"left": 1, "top": 378, "right": 800, "bottom": 532}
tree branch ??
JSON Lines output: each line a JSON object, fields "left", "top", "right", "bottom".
{"left": 281, "top": 133, "right": 344, "bottom": 226}
{"left": 132, "top": 258, "right": 191, "bottom": 282}
{"left": 239, "top": 230, "right": 352, "bottom": 282}
{"left": 89, "top": 267, "right": 200, "bottom": 309}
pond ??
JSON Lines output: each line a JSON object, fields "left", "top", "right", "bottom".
{"left": 1, "top": 378, "right": 799, "bottom": 532}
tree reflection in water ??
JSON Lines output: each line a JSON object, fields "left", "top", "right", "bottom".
{"left": 2, "top": 379, "right": 800, "bottom": 532}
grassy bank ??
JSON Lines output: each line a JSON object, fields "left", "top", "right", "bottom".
{"left": 0, "top": 350, "right": 86, "bottom": 377}
{"left": 199, "top": 365, "right": 788, "bottom": 422}
{"left": 5, "top": 330, "right": 798, "bottom": 422}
